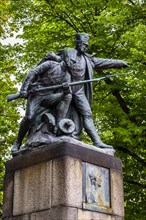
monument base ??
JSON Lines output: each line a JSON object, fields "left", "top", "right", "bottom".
{"left": 3, "top": 141, "right": 124, "bottom": 220}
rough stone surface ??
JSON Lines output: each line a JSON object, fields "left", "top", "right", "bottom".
{"left": 52, "top": 156, "right": 82, "bottom": 208}
{"left": 11, "top": 214, "right": 30, "bottom": 220}
{"left": 5, "top": 142, "right": 121, "bottom": 174}
{"left": 78, "top": 209, "right": 124, "bottom": 220}
{"left": 13, "top": 161, "right": 52, "bottom": 216}
{"left": 2, "top": 173, "right": 14, "bottom": 218}
{"left": 30, "top": 207, "right": 78, "bottom": 220}
{"left": 2, "top": 142, "right": 124, "bottom": 220}
{"left": 2, "top": 214, "right": 30, "bottom": 220}
{"left": 110, "top": 169, "right": 124, "bottom": 217}
{"left": 78, "top": 209, "right": 110, "bottom": 220}
{"left": 56, "top": 136, "right": 115, "bottom": 156}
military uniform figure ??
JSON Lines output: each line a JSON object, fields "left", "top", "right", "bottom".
{"left": 59, "top": 33, "right": 129, "bottom": 148}
{"left": 11, "top": 52, "right": 72, "bottom": 155}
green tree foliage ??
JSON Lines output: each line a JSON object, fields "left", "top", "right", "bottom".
{"left": 1, "top": 0, "right": 146, "bottom": 218}
{"left": 0, "top": 0, "right": 20, "bottom": 216}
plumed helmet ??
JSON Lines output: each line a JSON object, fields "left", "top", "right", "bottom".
{"left": 75, "top": 33, "right": 90, "bottom": 45}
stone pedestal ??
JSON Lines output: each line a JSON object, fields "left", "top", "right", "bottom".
{"left": 2, "top": 141, "right": 124, "bottom": 220}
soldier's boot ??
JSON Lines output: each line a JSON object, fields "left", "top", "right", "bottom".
{"left": 11, "top": 116, "right": 31, "bottom": 155}
{"left": 93, "top": 140, "right": 113, "bottom": 149}
{"left": 84, "top": 117, "right": 113, "bottom": 149}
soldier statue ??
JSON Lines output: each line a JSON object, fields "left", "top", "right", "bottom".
{"left": 58, "top": 33, "right": 129, "bottom": 148}
{"left": 8, "top": 33, "right": 129, "bottom": 156}
{"left": 11, "top": 52, "right": 72, "bottom": 155}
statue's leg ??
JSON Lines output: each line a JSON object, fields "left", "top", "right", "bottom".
{"left": 11, "top": 116, "right": 32, "bottom": 154}
{"left": 40, "top": 92, "right": 64, "bottom": 108}
{"left": 67, "top": 104, "right": 83, "bottom": 140}
{"left": 56, "top": 93, "right": 72, "bottom": 127}
{"left": 11, "top": 94, "right": 43, "bottom": 155}
{"left": 73, "top": 93, "right": 113, "bottom": 149}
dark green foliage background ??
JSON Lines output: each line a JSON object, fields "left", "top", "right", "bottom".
{"left": 0, "top": 0, "right": 146, "bottom": 219}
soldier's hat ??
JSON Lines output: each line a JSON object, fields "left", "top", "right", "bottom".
{"left": 75, "top": 33, "right": 90, "bottom": 45}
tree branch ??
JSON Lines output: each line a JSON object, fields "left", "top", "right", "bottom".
{"left": 101, "top": 76, "right": 138, "bottom": 124}
{"left": 94, "top": 5, "right": 107, "bottom": 16}
{"left": 127, "top": 0, "right": 135, "bottom": 5}
{"left": 44, "top": 0, "right": 78, "bottom": 31}
{"left": 58, "top": 13, "right": 79, "bottom": 32}
{"left": 80, "top": 9, "right": 94, "bottom": 34}
{"left": 126, "top": 180, "right": 146, "bottom": 188}
{"left": 118, "top": 146, "right": 146, "bottom": 166}
{"left": 112, "top": 88, "right": 137, "bottom": 124}
{"left": 84, "top": 0, "right": 94, "bottom": 18}
{"left": 64, "top": 11, "right": 86, "bottom": 32}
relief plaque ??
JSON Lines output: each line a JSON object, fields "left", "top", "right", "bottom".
{"left": 82, "top": 162, "right": 112, "bottom": 214}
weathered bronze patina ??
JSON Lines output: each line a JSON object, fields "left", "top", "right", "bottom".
{"left": 8, "top": 33, "right": 129, "bottom": 156}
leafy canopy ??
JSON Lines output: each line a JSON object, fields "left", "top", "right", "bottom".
{"left": 1, "top": 0, "right": 146, "bottom": 219}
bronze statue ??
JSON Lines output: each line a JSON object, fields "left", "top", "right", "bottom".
{"left": 8, "top": 33, "right": 129, "bottom": 156}
{"left": 11, "top": 52, "right": 72, "bottom": 155}
{"left": 58, "top": 33, "right": 129, "bottom": 148}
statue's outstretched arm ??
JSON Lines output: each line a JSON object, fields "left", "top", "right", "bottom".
{"left": 93, "top": 57, "right": 129, "bottom": 70}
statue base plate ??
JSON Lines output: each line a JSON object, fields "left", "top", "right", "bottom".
{"left": 16, "top": 136, "right": 115, "bottom": 157}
